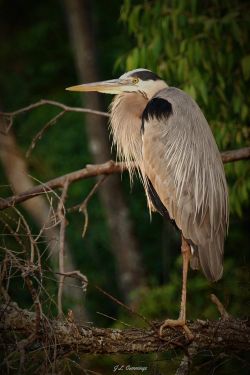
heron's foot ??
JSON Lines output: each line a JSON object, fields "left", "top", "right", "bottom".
{"left": 159, "top": 318, "right": 194, "bottom": 340}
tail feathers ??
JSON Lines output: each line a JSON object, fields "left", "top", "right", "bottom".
{"left": 190, "top": 253, "right": 200, "bottom": 270}
{"left": 197, "top": 235, "right": 224, "bottom": 282}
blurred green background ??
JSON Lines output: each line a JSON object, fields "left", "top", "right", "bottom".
{"left": 0, "top": 0, "right": 249, "bottom": 374}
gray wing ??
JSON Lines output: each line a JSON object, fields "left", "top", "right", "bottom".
{"left": 142, "top": 87, "right": 228, "bottom": 282}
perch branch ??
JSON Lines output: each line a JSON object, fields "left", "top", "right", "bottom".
{"left": 0, "top": 160, "right": 126, "bottom": 210}
{"left": 1, "top": 302, "right": 249, "bottom": 355}
{"left": 0, "top": 147, "right": 249, "bottom": 211}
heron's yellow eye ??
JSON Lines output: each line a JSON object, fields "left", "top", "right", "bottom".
{"left": 132, "top": 77, "right": 139, "bottom": 84}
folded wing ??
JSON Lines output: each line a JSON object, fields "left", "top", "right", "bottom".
{"left": 142, "top": 88, "right": 228, "bottom": 281}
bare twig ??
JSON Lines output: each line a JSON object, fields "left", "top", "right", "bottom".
{"left": 57, "top": 179, "right": 70, "bottom": 317}
{"left": 67, "top": 176, "right": 107, "bottom": 237}
{"left": 80, "top": 176, "right": 107, "bottom": 237}
{"left": 0, "top": 98, "right": 109, "bottom": 131}
{"left": 0, "top": 99, "right": 110, "bottom": 118}
{"left": 26, "top": 110, "right": 66, "bottom": 157}
{"left": 1, "top": 250, "right": 43, "bottom": 370}
{"left": 0, "top": 146, "right": 249, "bottom": 211}
{"left": 68, "top": 175, "right": 107, "bottom": 214}
{"left": 94, "top": 284, "right": 155, "bottom": 330}
{"left": 210, "top": 294, "right": 230, "bottom": 320}
{"left": 55, "top": 270, "right": 88, "bottom": 293}
{"left": 0, "top": 99, "right": 110, "bottom": 157}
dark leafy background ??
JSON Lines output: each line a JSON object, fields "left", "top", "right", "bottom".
{"left": 0, "top": 0, "right": 249, "bottom": 373}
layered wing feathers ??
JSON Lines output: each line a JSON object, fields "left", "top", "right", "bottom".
{"left": 142, "top": 88, "right": 228, "bottom": 281}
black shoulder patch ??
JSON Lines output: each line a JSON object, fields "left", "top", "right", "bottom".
{"left": 130, "top": 70, "right": 161, "bottom": 81}
{"left": 141, "top": 97, "right": 172, "bottom": 133}
{"left": 146, "top": 177, "right": 178, "bottom": 230}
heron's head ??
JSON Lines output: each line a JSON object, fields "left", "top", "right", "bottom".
{"left": 66, "top": 68, "right": 167, "bottom": 100}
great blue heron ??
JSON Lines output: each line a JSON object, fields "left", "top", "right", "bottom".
{"left": 66, "top": 68, "right": 229, "bottom": 335}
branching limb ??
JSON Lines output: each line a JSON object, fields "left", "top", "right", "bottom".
{"left": 0, "top": 160, "right": 125, "bottom": 210}
{"left": 0, "top": 99, "right": 110, "bottom": 156}
{"left": 26, "top": 110, "right": 66, "bottom": 158}
{"left": 0, "top": 147, "right": 249, "bottom": 211}
{"left": 0, "top": 99, "right": 110, "bottom": 118}
{"left": 0, "top": 99, "right": 109, "bottom": 132}
{"left": 67, "top": 175, "right": 107, "bottom": 237}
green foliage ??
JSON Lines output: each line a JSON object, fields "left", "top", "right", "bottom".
{"left": 0, "top": 0, "right": 249, "bottom": 372}
{"left": 119, "top": 0, "right": 250, "bottom": 215}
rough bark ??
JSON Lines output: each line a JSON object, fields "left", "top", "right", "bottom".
{"left": 1, "top": 302, "right": 249, "bottom": 355}
{"left": 63, "top": 0, "right": 146, "bottom": 304}
{"left": 0, "top": 125, "right": 87, "bottom": 320}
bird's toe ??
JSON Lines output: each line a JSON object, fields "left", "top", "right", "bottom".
{"left": 159, "top": 318, "right": 194, "bottom": 340}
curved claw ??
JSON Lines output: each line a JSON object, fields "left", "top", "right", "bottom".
{"left": 159, "top": 319, "right": 194, "bottom": 340}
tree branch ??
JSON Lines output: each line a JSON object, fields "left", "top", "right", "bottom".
{"left": 0, "top": 147, "right": 249, "bottom": 211}
{"left": 221, "top": 147, "right": 250, "bottom": 164}
{"left": 57, "top": 179, "right": 70, "bottom": 317}
{"left": 0, "top": 160, "right": 125, "bottom": 210}
{"left": 1, "top": 302, "right": 249, "bottom": 355}
{"left": 0, "top": 99, "right": 109, "bottom": 128}
{"left": 0, "top": 99, "right": 110, "bottom": 155}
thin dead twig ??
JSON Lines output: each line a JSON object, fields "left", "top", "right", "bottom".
{"left": 26, "top": 110, "right": 65, "bottom": 158}
{"left": 79, "top": 176, "right": 107, "bottom": 213}
{"left": 55, "top": 270, "right": 88, "bottom": 293}
{"left": 68, "top": 175, "right": 107, "bottom": 237}
{"left": 210, "top": 294, "right": 230, "bottom": 320}
{"left": 0, "top": 98, "right": 109, "bottom": 131}
{"left": 2, "top": 251, "right": 43, "bottom": 364}
{"left": 68, "top": 175, "right": 107, "bottom": 214}
{"left": 0, "top": 99, "right": 110, "bottom": 158}
{"left": 0, "top": 99, "right": 110, "bottom": 118}
{"left": 94, "top": 284, "right": 156, "bottom": 331}
{"left": 57, "top": 179, "right": 70, "bottom": 317}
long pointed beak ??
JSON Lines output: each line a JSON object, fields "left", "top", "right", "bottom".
{"left": 66, "top": 79, "right": 132, "bottom": 95}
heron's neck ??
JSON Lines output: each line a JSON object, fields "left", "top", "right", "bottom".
{"left": 109, "top": 92, "right": 148, "bottom": 178}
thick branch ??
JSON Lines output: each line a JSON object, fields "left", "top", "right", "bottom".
{"left": 0, "top": 160, "right": 124, "bottom": 210}
{"left": 0, "top": 147, "right": 250, "bottom": 211}
{"left": 221, "top": 147, "right": 250, "bottom": 164}
{"left": 1, "top": 302, "right": 249, "bottom": 355}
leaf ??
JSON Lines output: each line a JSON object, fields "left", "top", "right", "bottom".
{"left": 240, "top": 104, "right": 248, "bottom": 121}
{"left": 200, "top": 82, "right": 208, "bottom": 105}
{"left": 241, "top": 55, "right": 250, "bottom": 80}
{"left": 184, "top": 84, "right": 197, "bottom": 100}
{"left": 126, "top": 54, "right": 134, "bottom": 71}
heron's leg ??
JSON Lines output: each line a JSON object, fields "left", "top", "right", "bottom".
{"left": 159, "top": 236, "right": 193, "bottom": 338}
{"left": 178, "top": 236, "right": 190, "bottom": 321}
